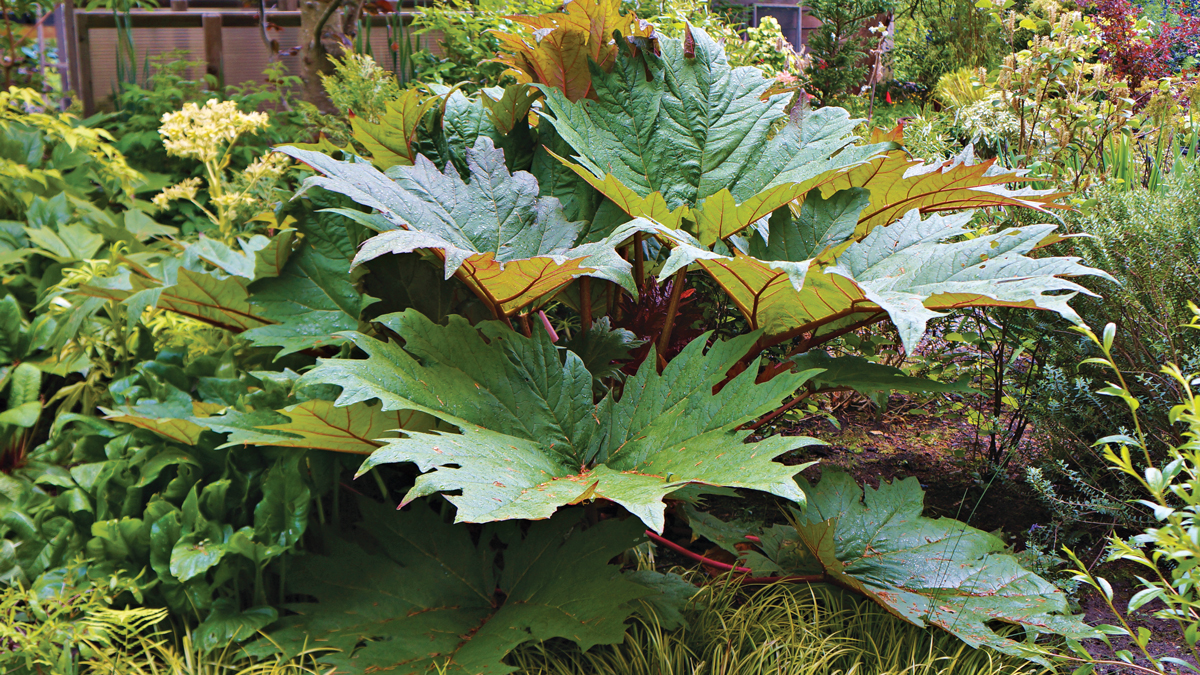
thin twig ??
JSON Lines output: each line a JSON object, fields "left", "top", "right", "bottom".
{"left": 746, "top": 391, "right": 812, "bottom": 432}
{"left": 633, "top": 233, "right": 644, "bottom": 284}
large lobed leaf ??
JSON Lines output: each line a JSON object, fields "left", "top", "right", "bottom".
{"left": 818, "top": 144, "right": 1069, "bottom": 232}
{"left": 539, "top": 26, "right": 889, "bottom": 242}
{"left": 280, "top": 138, "right": 644, "bottom": 316}
{"left": 491, "top": 0, "right": 657, "bottom": 103}
{"left": 256, "top": 499, "right": 662, "bottom": 675}
{"left": 652, "top": 195, "right": 1107, "bottom": 353}
{"left": 302, "top": 310, "right": 822, "bottom": 531}
{"left": 690, "top": 471, "right": 1099, "bottom": 665}
{"left": 350, "top": 89, "right": 440, "bottom": 170}
{"left": 206, "top": 400, "right": 440, "bottom": 455}
{"left": 71, "top": 227, "right": 369, "bottom": 357}
{"left": 77, "top": 257, "right": 272, "bottom": 334}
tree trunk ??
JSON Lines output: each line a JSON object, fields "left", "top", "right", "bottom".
{"left": 298, "top": 0, "right": 364, "bottom": 112}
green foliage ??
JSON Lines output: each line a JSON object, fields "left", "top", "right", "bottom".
{"left": 805, "top": 0, "right": 891, "bottom": 103}
{"left": 98, "top": 56, "right": 305, "bottom": 220}
{"left": 1025, "top": 167, "right": 1200, "bottom": 525}
{"left": 0, "top": 352, "right": 320, "bottom": 619}
{"left": 1061, "top": 319, "right": 1200, "bottom": 672}
{"left": 320, "top": 53, "right": 402, "bottom": 124}
{"left": 305, "top": 311, "right": 820, "bottom": 531}
{"left": 891, "top": 3, "right": 1003, "bottom": 93}
{"left": 688, "top": 471, "right": 1098, "bottom": 664}
{"left": 0, "top": 0, "right": 1117, "bottom": 667}
{"left": 283, "top": 138, "right": 638, "bottom": 316}
{"left": 409, "top": 0, "right": 561, "bottom": 88}
{"left": 508, "top": 579, "right": 1051, "bottom": 675}
{"left": 0, "top": 88, "right": 141, "bottom": 220}
{"left": 254, "top": 498, "right": 669, "bottom": 675}
{"left": 0, "top": 564, "right": 164, "bottom": 675}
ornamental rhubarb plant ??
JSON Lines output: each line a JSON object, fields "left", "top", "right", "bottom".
{"left": 30, "top": 0, "right": 1108, "bottom": 667}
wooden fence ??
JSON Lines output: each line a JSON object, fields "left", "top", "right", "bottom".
{"left": 59, "top": 1, "right": 436, "bottom": 115}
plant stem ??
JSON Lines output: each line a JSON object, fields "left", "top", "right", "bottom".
{"left": 312, "top": 0, "right": 347, "bottom": 55}
{"left": 657, "top": 269, "right": 687, "bottom": 360}
{"left": 746, "top": 391, "right": 812, "bottom": 432}
{"left": 633, "top": 232, "right": 644, "bottom": 284}
{"left": 579, "top": 277, "right": 592, "bottom": 332}
{"left": 644, "top": 530, "right": 751, "bottom": 573}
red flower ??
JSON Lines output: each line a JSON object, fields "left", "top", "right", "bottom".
{"left": 886, "top": 91, "right": 893, "bottom": 104}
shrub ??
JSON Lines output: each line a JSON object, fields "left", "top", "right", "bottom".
{"left": 1062, "top": 318, "right": 1200, "bottom": 672}
{"left": 1019, "top": 165, "right": 1200, "bottom": 535}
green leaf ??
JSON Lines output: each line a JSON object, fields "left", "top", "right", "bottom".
{"left": 123, "top": 209, "right": 179, "bottom": 241}
{"left": 0, "top": 401, "right": 41, "bottom": 428}
{"left": 731, "top": 471, "right": 1099, "bottom": 664}
{"left": 789, "top": 351, "right": 972, "bottom": 397}
{"left": 539, "top": 28, "right": 887, "bottom": 219}
{"left": 241, "top": 242, "right": 377, "bottom": 357}
{"left": 818, "top": 145, "right": 1069, "bottom": 232}
{"left": 651, "top": 209, "right": 1106, "bottom": 353}
{"left": 281, "top": 138, "right": 644, "bottom": 316}
{"left": 77, "top": 259, "right": 273, "bottom": 334}
{"left": 25, "top": 224, "right": 103, "bottom": 262}
{"left": 169, "top": 538, "right": 226, "bottom": 582}
{"left": 208, "top": 400, "right": 439, "bottom": 455}
{"left": 253, "top": 454, "right": 310, "bottom": 551}
{"left": 560, "top": 316, "right": 642, "bottom": 382}
{"left": 194, "top": 599, "right": 278, "bottom": 654}
{"left": 303, "top": 310, "right": 820, "bottom": 531}
{"left": 257, "top": 499, "right": 653, "bottom": 675}
{"left": 350, "top": 89, "right": 440, "bottom": 170}
{"left": 622, "top": 570, "right": 698, "bottom": 631}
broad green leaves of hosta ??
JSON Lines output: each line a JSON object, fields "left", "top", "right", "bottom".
{"left": 651, "top": 195, "right": 1106, "bottom": 353}
{"left": 688, "top": 471, "right": 1099, "bottom": 665}
{"left": 304, "top": 310, "right": 822, "bottom": 532}
{"left": 280, "top": 138, "right": 645, "bottom": 317}
{"left": 257, "top": 499, "right": 678, "bottom": 675}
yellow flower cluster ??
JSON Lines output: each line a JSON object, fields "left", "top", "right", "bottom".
{"left": 151, "top": 176, "right": 202, "bottom": 210}
{"left": 159, "top": 100, "right": 269, "bottom": 162}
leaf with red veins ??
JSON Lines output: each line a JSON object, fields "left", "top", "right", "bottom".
{"left": 302, "top": 310, "right": 823, "bottom": 531}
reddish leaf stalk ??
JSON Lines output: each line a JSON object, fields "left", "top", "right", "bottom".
{"left": 645, "top": 530, "right": 823, "bottom": 585}
{"left": 656, "top": 269, "right": 687, "bottom": 360}
{"left": 644, "top": 529, "right": 751, "bottom": 573}
{"left": 579, "top": 277, "right": 592, "bottom": 332}
{"left": 537, "top": 310, "right": 558, "bottom": 342}
{"left": 746, "top": 391, "right": 812, "bottom": 432}
{"left": 633, "top": 233, "right": 645, "bottom": 283}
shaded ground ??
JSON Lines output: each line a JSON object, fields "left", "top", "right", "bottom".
{"left": 781, "top": 395, "right": 1052, "bottom": 541}
{"left": 660, "top": 394, "right": 1197, "bottom": 672}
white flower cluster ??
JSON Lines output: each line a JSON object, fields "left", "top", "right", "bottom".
{"left": 159, "top": 100, "right": 269, "bottom": 163}
{"left": 244, "top": 152, "right": 290, "bottom": 183}
{"left": 152, "top": 176, "right": 202, "bottom": 210}
{"left": 956, "top": 94, "right": 1021, "bottom": 149}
